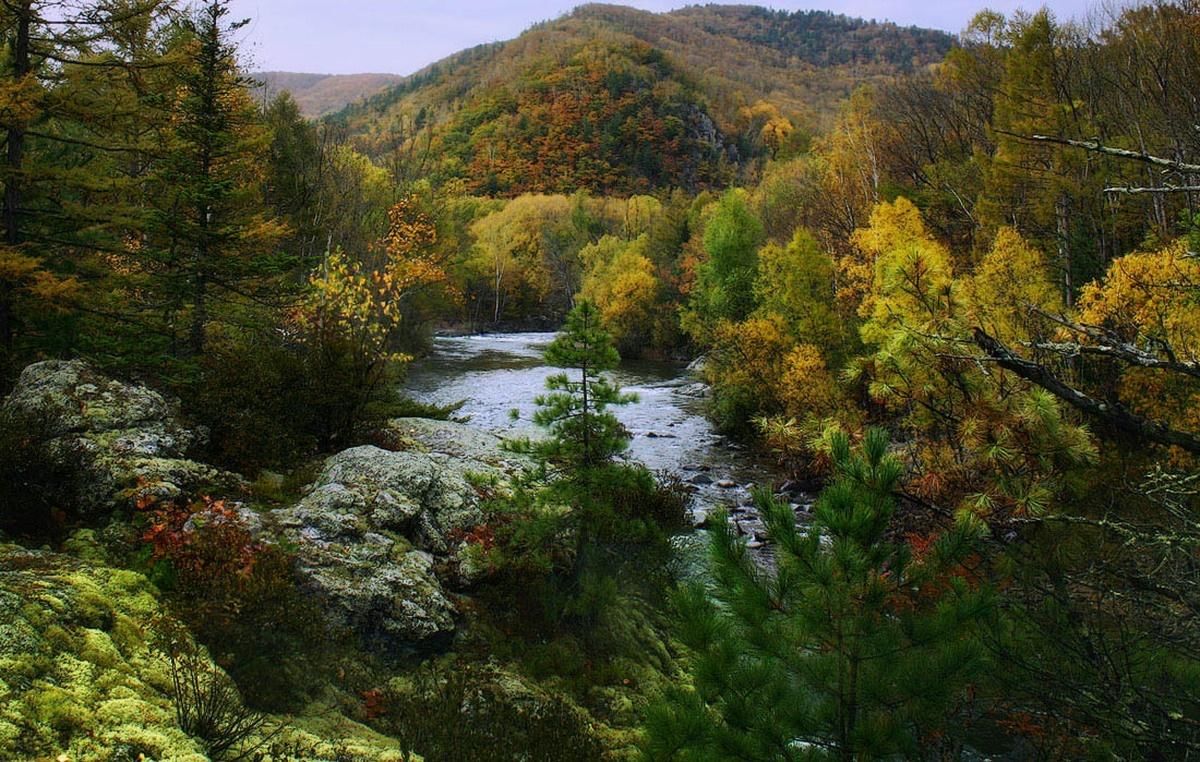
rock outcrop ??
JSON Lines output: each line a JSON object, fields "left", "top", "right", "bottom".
{"left": 2, "top": 361, "right": 533, "bottom": 654}
{"left": 270, "top": 425, "right": 524, "bottom": 650}
{"left": 1, "top": 360, "right": 242, "bottom": 517}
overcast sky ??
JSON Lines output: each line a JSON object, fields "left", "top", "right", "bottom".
{"left": 226, "top": 0, "right": 1099, "bottom": 75}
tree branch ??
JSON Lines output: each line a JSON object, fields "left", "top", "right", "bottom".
{"left": 1016, "top": 133, "right": 1200, "bottom": 174}
{"left": 972, "top": 327, "right": 1200, "bottom": 454}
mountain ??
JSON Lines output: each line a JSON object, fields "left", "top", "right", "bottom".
{"left": 329, "top": 4, "right": 956, "bottom": 196}
{"left": 254, "top": 71, "right": 403, "bottom": 118}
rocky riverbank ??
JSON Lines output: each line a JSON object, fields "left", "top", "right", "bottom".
{"left": 1, "top": 360, "right": 659, "bottom": 760}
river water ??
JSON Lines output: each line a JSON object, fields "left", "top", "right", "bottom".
{"left": 403, "top": 332, "right": 793, "bottom": 549}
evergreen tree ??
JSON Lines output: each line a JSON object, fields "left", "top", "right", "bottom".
{"left": 149, "top": 0, "right": 286, "bottom": 358}
{"left": 0, "top": 0, "right": 170, "bottom": 372}
{"left": 528, "top": 299, "right": 637, "bottom": 470}
{"left": 643, "top": 429, "right": 991, "bottom": 761}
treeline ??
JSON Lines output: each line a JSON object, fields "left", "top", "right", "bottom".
{"left": 0, "top": 0, "right": 463, "bottom": 470}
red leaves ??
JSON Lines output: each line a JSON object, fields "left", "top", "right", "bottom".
{"left": 138, "top": 494, "right": 263, "bottom": 583}
{"left": 360, "top": 688, "right": 387, "bottom": 721}
{"left": 450, "top": 522, "right": 498, "bottom": 552}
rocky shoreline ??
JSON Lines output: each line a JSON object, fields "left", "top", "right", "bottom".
{"left": 0, "top": 360, "right": 580, "bottom": 760}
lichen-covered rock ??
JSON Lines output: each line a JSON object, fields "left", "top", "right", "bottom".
{"left": 270, "top": 443, "right": 495, "bottom": 650}
{"left": 381, "top": 417, "right": 535, "bottom": 474}
{"left": 297, "top": 444, "right": 486, "bottom": 552}
{"left": 1, "top": 360, "right": 243, "bottom": 517}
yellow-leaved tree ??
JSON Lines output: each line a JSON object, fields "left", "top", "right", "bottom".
{"left": 852, "top": 200, "right": 1094, "bottom": 520}
{"left": 1077, "top": 239, "right": 1200, "bottom": 447}
{"left": 578, "top": 235, "right": 660, "bottom": 353}
{"left": 299, "top": 195, "right": 451, "bottom": 447}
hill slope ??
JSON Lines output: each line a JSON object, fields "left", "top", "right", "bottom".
{"left": 331, "top": 4, "right": 955, "bottom": 195}
{"left": 255, "top": 71, "right": 403, "bottom": 118}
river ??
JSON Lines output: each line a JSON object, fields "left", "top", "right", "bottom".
{"left": 403, "top": 332, "right": 800, "bottom": 552}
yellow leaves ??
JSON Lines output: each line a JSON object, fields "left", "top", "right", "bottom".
{"left": 707, "top": 314, "right": 793, "bottom": 410}
{"left": 759, "top": 116, "right": 795, "bottom": 155}
{"left": 853, "top": 198, "right": 955, "bottom": 347}
{"left": 966, "top": 226, "right": 1061, "bottom": 342}
{"left": 0, "top": 73, "right": 43, "bottom": 128}
{"left": 303, "top": 196, "right": 449, "bottom": 358}
{"left": 844, "top": 197, "right": 952, "bottom": 319}
{"left": 740, "top": 99, "right": 795, "bottom": 156}
{"left": 0, "top": 247, "right": 78, "bottom": 312}
{"left": 579, "top": 235, "right": 659, "bottom": 347}
{"left": 26, "top": 272, "right": 80, "bottom": 310}
{"left": 383, "top": 196, "right": 438, "bottom": 258}
{"left": 780, "top": 344, "right": 841, "bottom": 418}
{"left": 1075, "top": 239, "right": 1200, "bottom": 459}
{"left": 754, "top": 229, "right": 844, "bottom": 353}
{"left": 0, "top": 249, "right": 42, "bottom": 281}
{"left": 1078, "top": 238, "right": 1200, "bottom": 359}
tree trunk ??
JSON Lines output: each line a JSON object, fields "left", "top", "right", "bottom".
{"left": 1, "top": 1, "right": 31, "bottom": 349}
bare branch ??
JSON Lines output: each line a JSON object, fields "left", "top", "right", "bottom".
{"left": 972, "top": 327, "right": 1200, "bottom": 454}
{"left": 1011, "top": 132, "right": 1200, "bottom": 174}
{"left": 1103, "top": 185, "right": 1200, "bottom": 195}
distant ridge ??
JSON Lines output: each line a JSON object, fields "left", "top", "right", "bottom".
{"left": 253, "top": 71, "right": 403, "bottom": 118}
{"left": 323, "top": 4, "right": 956, "bottom": 195}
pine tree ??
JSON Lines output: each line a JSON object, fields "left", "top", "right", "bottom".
{"left": 528, "top": 299, "right": 637, "bottom": 470}
{"left": 643, "top": 429, "right": 991, "bottom": 761}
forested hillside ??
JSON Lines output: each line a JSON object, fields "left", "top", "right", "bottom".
{"left": 2, "top": 0, "right": 1200, "bottom": 760}
{"left": 331, "top": 4, "right": 954, "bottom": 194}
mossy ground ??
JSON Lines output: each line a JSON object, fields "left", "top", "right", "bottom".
{"left": 0, "top": 542, "right": 419, "bottom": 762}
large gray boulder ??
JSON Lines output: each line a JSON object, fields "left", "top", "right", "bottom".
{"left": 1, "top": 360, "right": 242, "bottom": 516}
{"left": 271, "top": 441, "right": 509, "bottom": 649}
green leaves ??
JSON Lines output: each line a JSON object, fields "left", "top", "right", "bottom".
{"left": 645, "top": 428, "right": 991, "bottom": 760}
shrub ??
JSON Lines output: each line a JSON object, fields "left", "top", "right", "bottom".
{"left": 137, "top": 495, "right": 336, "bottom": 710}
{"left": 153, "top": 617, "right": 271, "bottom": 761}
{"left": 379, "top": 661, "right": 604, "bottom": 762}
{"left": 186, "top": 326, "right": 424, "bottom": 473}
{"left": 0, "top": 408, "right": 85, "bottom": 540}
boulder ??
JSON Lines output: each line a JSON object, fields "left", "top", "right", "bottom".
{"left": 379, "top": 417, "right": 534, "bottom": 474}
{"left": 270, "top": 442, "right": 504, "bottom": 649}
{"left": 1, "top": 360, "right": 242, "bottom": 517}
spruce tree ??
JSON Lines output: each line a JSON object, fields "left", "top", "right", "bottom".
{"left": 149, "top": 0, "right": 286, "bottom": 358}
{"left": 643, "top": 429, "right": 991, "bottom": 761}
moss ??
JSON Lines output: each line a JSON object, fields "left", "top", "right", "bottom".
{"left": 263, "top": 706, "right": 414, "bottom": 762}
{"left": 42, "top": 624, "right": 77, "bottom": 653}
{"left": 61, "top": 528, "right": 111, "bottom": 565}
{"left": 109, "top": 613, "right": 145, "bottom": 658}
{"left": 0, "top": 544, "right": 427, "bottom": 762}
{"left": 79, "top": 629, "right": 124, "bottom": 669}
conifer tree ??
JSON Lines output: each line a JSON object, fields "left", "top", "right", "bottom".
{"left": 0, "top": 0, "right": 169, "bottom": 370}
{"left": 149, "top": 0, "right": 286, "bottom": 358}
{"left": 643, "top": 429, "right": 991, "bottom": 761}
{"left": 529, "top": 299, "right": 637, "bottom": 471}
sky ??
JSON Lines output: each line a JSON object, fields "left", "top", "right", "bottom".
{"left": 226, "top": 0, "right": 1098, "bottom": 76}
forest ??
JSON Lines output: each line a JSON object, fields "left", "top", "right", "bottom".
{"left": 1, "top": 0, "right": 1199, "bottom": 760}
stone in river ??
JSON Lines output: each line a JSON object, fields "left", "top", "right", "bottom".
{"left": 716, "top": 479, "right": 737, "bottom": 488}
{"left": 689, "top": 473, "right": 714, "bottom": 485}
